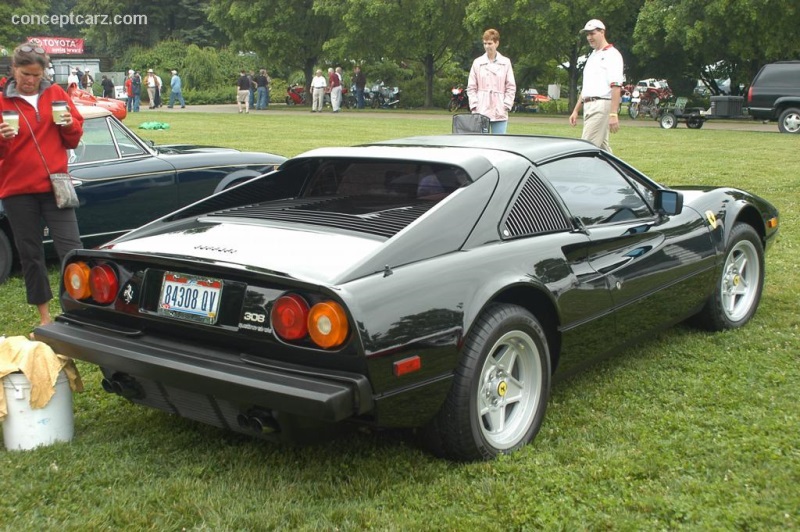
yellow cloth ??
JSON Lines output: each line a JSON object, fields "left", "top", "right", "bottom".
{"left": 0, "top": 336, "right": 83, "bottom": 421}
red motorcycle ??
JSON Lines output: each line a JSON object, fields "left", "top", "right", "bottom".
{"left": 285, "top": 84, "right": 307, "bottom": 106}
{"left": 448, "top": 86, "right": 469, "bottom": 112}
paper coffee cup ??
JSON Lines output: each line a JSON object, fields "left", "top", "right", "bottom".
{"left": 52, "top": 101, "right": 69, "bottom": 125}
{"left": 2, "top": 111, "right": 19, "bottom": 134}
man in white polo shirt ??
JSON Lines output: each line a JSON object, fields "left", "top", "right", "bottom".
{"left": 569, "top": 19, "right": 624, "bottom": 152}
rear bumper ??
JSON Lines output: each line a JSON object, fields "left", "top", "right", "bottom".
{"left": 34, "top": 319, "right": 373, "bottom": 423}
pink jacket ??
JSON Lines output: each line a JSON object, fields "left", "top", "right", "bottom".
{"left": 467, "top": 52, "right": 516, "bottom": 121}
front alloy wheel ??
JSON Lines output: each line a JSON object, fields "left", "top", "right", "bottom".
{"left": 692, "top": 223, "right": 765, "bottom": 331}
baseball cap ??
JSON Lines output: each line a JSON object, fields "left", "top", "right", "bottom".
{"left": 581, "top": 19, "right": 605, "bottom": 33}
{"left": 147, "top": 68, "right": 153, "bottom": 73}
{"left": 171, "top": 70, "right": 177, "bottom": 74}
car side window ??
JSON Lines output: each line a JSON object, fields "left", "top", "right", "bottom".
{"left": 70, "top": 117, "right": 118, "bottom": 164}
{"left": 539, "top": 155, "right": 653, "bottom": 227}
{"left": 109, "top": 120, "right": 146, "bottom": 157}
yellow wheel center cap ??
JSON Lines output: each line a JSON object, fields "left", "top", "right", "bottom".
{"left": 497, "top": 381, "right": 507, "bottom": 397}
{"left": 733, "top": 274, "right": 740, "bottom": 286}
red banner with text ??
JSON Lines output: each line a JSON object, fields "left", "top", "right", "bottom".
{"left": 27, "top": 37, "right": 85, "bottom": 55}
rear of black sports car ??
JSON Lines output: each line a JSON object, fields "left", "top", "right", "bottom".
{"left": 35, "top": 147, "right": 496, "bottom": 442}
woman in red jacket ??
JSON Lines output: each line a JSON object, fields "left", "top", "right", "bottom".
{"left": 0, "top": 43, "right": 84, "bottom": 327}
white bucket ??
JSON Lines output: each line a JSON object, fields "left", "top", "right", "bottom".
{"left": 2, "top": 371, "right": 74, "bottom": 451}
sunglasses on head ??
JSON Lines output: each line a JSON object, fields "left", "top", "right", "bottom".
{"left": 18, "top": 44, "right": 46, "bottom": 54}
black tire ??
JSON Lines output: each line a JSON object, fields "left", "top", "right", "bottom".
{"left": 692, "top": 223, "right": 764, "bottom": 331}
{"left": 0, "top": 229, "right": 13, "bottom": 285}
{"left": 424, "top": 304, "right": 551, "bottom": 461}
{"left": 371, "top": 96, "right": 381, "bottom": 109}
{"left": 448, "top": 99, "right": 459, "bottom": 112}
{"left": 778, "top": 107, "right": 800, "bottom": 134}
{"left": 628, "top": 103, "right": 639, "bottom": 119}
{"left": 660, "top": 113, "right": 677, "bottom": 129}
{"left": 285, "top": 96, "right": 294, "bottom": 106}
{"left": 687, "top": 117, "right": 704, "bottom": 129}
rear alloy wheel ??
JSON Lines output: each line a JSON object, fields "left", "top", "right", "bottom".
{"left": 693, "top": 223, "right": 764, "bottom": 331}
{"left": 425, "top": 304, "right": 551, "bottom": 461}
{"left": 0, "top": 230, "right": 13, "bottom": 284}
{"left": 778, "top": 107, "right": 800, "bottom": 134}
{"left": 660, "top": 113, "right": 677, "bottom": 129}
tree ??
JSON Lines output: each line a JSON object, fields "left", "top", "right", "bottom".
{"left": 1, "top": 0, "right": 54, "bottom": 50}
{"left": 317, "top": 0, "right": 471, "bottom": 108}
{"left": 634, "top": 0, "right": 800, "bottom": 95}
{"left": 74, "top": 0, "right": 225, "bottom": 57}
{"left": 208, "top": 0, "right": 334, "bottom": 94}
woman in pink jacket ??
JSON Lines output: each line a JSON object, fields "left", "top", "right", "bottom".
{"left": 467, "top": 28, "right": 517, "bottom": 134}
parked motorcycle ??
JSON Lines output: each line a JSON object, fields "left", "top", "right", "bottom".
{"left": 285, "top": 84, "right": 307, "bottom": 106}
{"left": 448, "top": 85, "right": 469, "bottom": 112}
{"left": 370, "top": 82, "right": 401, "bottom": 109}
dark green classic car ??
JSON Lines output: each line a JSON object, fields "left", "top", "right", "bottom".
{"left": 0, "top": 107, "right": 286, "bottom": 283}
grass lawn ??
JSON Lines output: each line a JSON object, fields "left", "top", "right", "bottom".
{"left": 1, "top": 109, "right": 797, "bottom": 530}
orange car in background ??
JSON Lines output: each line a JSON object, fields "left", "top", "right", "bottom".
{"left": 67, "top": 83, "right": 127, "bottom": 120}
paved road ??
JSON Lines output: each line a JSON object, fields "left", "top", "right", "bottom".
{"left": 147, "top": 104, "right": 780, "bottom": 133}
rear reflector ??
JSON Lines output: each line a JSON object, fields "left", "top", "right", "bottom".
{"left": 393, "top": 355, "right": 421, "bottom": 377}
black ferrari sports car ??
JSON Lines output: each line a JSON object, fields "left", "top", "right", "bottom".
{"left": 0, "top": 107, "right": 286, "bottom": 284}
{"left": 35, "top": 134, "right": 779, "bottom": 461}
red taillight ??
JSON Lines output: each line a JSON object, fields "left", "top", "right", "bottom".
{"left": 64, "top": 262, "right": 91, "bottom": 300}
{"left": 271, "top": 294, "right": 309, "bottom": 340}
{"left": 89, "top": 264, "right": 119, "bottom": 304}
{"left": 307, "top": 301, "right": 348, "bottom": 349}
{"left": 747, "top": 85, "right": 753, "bottom": 103}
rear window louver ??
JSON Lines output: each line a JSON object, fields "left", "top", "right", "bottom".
{"left": 205, "top": 197, "right": 434, "bottom": 238}
{"left": 502, "top": 175, "right": 572, "bottom": 238}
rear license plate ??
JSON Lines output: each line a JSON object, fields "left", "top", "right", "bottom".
{"left": 157, "top": 272, "right": 222, "bottom": 324}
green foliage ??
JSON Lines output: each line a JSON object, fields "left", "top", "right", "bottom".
{"left": 182, "top": 86, "right": 238, "bottom": 105}
{"left": 0, "top": 0, "right": 50, "bottom": 47}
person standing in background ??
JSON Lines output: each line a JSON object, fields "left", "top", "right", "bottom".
{"left": 569, "top": 19, "right": 623, "bottom": 152}
{"left": 124, "top": 70, "right": 134, "bottom": 111}
{"left": 168, "top": 70, "right": 185, "bottom": 109}
{"left": 236, "top": 70, "right": 250, "bottom": 113}
{"left": 467, "top": 28, "right": 516, "bottom": 134}
{"left": 255, "top": 69, "right": 269, "bottom": 110}
{"left": 145, "top": 69, "right": 159, "bottom": 109}
{"left": 100, "top": 75, "right": 114, "bottom": 98}
{"left": 329, "top": 67, "right": 342, "bottom": 113}
{"left": 353, "top": 66, "right": 366, "bottom": 109}
{"left": 311, "top": 69, "right": 327, "bottom": 112}
{"left": 0, "top": 43, "right": 84, "bottom": 327}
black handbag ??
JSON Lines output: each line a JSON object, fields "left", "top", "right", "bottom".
{"left": 452, "top": 113, "right": 490, "bottom": 134}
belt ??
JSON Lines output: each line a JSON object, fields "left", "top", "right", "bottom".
{"left": 583, "top": 97, "right": 610, "bottom": 102}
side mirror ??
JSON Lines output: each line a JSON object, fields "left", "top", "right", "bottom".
{"left": 655, "top": 189, "right": 683, "bottom": 215}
